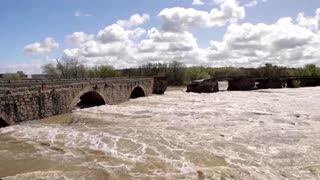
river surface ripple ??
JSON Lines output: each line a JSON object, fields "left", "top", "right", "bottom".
{"left": 1, "top": 87, "right": 320, "bottom": 180}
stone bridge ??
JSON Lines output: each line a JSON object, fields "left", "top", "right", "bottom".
{"left": 0, "top": 77, "right": 167, "bottom": 127}
{"left": 187, "top": 76, "right": 320, "bottom": 93}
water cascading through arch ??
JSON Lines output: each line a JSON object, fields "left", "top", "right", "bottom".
{"left": 75, "top": 91, "right": 106, "bottom": 109}
{"left": 0, "top": 117, "right": 9, "bottom": 128}
{"left": 130, "top": 86, "right": 145, "bottom": 99}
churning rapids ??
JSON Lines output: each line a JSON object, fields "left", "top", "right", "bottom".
{"left": 1, "top": 85, "right": 320, "bottom": 180}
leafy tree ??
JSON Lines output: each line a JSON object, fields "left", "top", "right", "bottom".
{"left": 42, "top": 63, "right": 59, "bottom": 78}
{"left": 167, "top": 61, "right": 187, "bottom": 85}
{"left": 96, "top": 65, "right": 122, "bottom": 78}
{"left": 304, "top": 64, "right": 317, "bottom": 76}
{"left": 41, "top": 59, "right": 121, "bottom": 79}
{"left": 187, "top": 66, "right": 210, "bottom": 81}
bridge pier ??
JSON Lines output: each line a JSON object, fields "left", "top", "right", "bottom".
{"left": 299, "top": 78, "right": 320, "bottom": 87}
{"left": 186, "top": 79, "right": 219, "bottom": 93}
{"left": 153, "top": 77, "right": 167, "bottom": 95}
{"left": 257, "top": 79, "right": 283, "bottom": 89}
{"left": 287, "top": 78, "right": 320, "bottom": 88}
{"left": 227, "top": 79, "right": 255, "bottom": 91}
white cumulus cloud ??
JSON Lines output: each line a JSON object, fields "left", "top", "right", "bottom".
{"left": 18, "top": 8, "right": 320, "bottom": 73}
{"left": 192, "top": 0, "right": 204, "bottom": 5}
{"left": 244, "top": 0, "right": 258, "bottom": 7}
{"left": 66, "top": 32, "right": 94, "bottom": 45}
{"left": 317, "top": 8, "right": 320, "bottom": 30}
{"left": 159, "top": 0, "right": 245, "bottom": 32}
{"left": 62, "top": 9, "right": 320, "bottom": 69}
{"left": 23, "top": 37, "right": 59, "bottom": 54}
{"left": 195, "top": 0, "right": 265, "bottom": 8}
{"left": 63, "top": 22, "right": 148, "bottom": 68}
{"left": 206, "top": 12, "right": 320, "bottom": 67}
{"left": 97, "top": 24, "right": 130, "bottom": 43}
{"left": 117, "top": 14, "right": 150, "bottom": 29}
{"left": 135, "top": 27, "right": 205, "bottom": 65}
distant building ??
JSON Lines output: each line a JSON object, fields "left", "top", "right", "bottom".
{"left": 30, "top": 74, "right": 48, "bottom": 79}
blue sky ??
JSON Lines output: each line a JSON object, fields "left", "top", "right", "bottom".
{"left": 1, "top": 0, "right": 320, "bottom": 74}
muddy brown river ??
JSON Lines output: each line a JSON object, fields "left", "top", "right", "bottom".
{"left": 1, "top": 86, "right": 320, "bottom": 179}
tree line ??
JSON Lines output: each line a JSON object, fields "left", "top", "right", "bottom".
{"left": 0, "top": 71, "right": 27, "bottom": 80}
{"left": 41, "top": 59, "right": 122, "bottom": 79}
{"left": 2, "top": 59, "right": 320, "bottom": 86}
{"left": 122, "top": 62, "right": 320, "bottom": 85}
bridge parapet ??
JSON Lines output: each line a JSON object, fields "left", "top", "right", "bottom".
{"left": 0, "top": 78, "right": 155, "bottom": 94}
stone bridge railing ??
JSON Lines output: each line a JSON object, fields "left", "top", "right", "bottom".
{"left": 1, "top": 79, "right": 132, "bottom": 93}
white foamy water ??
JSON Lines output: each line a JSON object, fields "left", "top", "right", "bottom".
{"left": 1, "top": 87, "right": 320, "bottom": 179}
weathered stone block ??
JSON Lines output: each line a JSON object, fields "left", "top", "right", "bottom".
{"left": 187, "top": 79, "right": 219, "bottom": 93}
{"left": 153, "top": 77, "right": 167, "bottom": 95}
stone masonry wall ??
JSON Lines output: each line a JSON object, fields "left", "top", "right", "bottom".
{"left": 187, "top": 79, "right": 219, "bottom": 93}
{"left": 0, "top": 78, "right": 155, "bottom": 125}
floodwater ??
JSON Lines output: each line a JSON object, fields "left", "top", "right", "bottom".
{"left": 1, "top": 85, "right": 320, "bottom": 180}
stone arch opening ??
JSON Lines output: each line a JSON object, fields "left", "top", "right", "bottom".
{"left": 75, "top": 91, "right": 106, "bottom": 109}
{"left": 130, "top": 86, "right": 145, "bottom": 99}
{"left": 0, "top": 117, "right": 9, "bottom": 128}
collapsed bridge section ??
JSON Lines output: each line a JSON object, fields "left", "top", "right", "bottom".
{"left": 187, "top": 76, "right": 320, "bottom": 93}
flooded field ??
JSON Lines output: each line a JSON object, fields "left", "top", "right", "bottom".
{"left": 1, "top": 86, "right": 320, "bottom": 180}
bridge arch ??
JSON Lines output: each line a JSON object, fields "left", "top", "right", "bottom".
{"left": 130, "top": 86, "right": 146, "bottom": 99}
{"left": 0, "top": 117, "right": 9, "bottom": 128}
{"left": 72, "top": 87, "right": 107, "bottom": 109}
